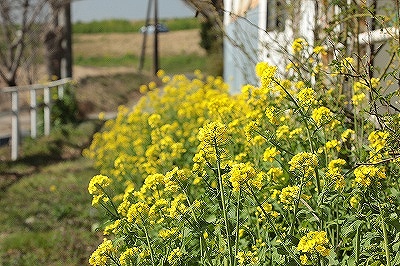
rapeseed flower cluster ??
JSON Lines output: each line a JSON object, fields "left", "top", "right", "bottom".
{"left": 297, "top": 231, "right": 330, "bottom": 264}
{"left": 236, "top": 250, "right": 259, "bottom": 265}
{"left": 354, "top": 165, "right": 386, "bottom": 187}
{"left": 297, "top": 87, "right": 316, "bottom": 110}
{"left": 311, "top": 106, "right": 333, "bottom": 127}
{"left": 229, "top": 162, "right": 262, "bottom": 192}
{"left": 167, "top": 247, "right": 183, "bottom": 266}
{"left": 87, "top": 53, "right": 399, "bottom": 265}
{"left": 325, "top": 159, "right": 346, "bottom": 190}
{"left": 292, "top": 38, "right": 308, "bottom": 53}
{"left": 198, "top": 121, "right": 229, "bottom": 148}
{"left": 279, "top": 185, "right": 300, "bottom": 209}
{"left": 256, "top": 201, "right": 279, "bottom": 221}
{"left": 289, "top": 152, "right": 318, "bottom": 179}
{"left": 263, "top": 146, "right": 280, "bottom": 162}
{"left": 89, "top": 238, "right": 115, "bottom": 266}
{"left": 88, "top": 174, "right": 112, "bottom": 206}
{"left": 255, "top": 61, "right": 277, "bottom": 89}
{"left": 368, "top": 130, "right": 389, "bottom": 152}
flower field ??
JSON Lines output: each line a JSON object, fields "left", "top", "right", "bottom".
{"left": 85, "top": 41, "right": 400, "bottom": 265}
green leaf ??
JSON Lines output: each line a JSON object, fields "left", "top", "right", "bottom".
{"left": 326, "top": 250, "right": 340, "bottom": 266}
{"left": 392, "top": 250, "right": 400, "bottom": 266}
{"left": 342, "top": 219, "right": 363, "bottom": 238}
{"left": 276, "top": 243, "right": 289, "bottom": 255}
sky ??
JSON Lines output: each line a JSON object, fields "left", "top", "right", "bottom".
{"left": 72, "top": 0, "right": 195, "bottom": 22}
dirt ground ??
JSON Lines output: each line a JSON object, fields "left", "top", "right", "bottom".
{"left": 73, "top": 29, "right": 204, "bottom": 59}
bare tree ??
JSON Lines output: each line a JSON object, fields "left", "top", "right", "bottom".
{"left": 0, "top": 0, "right": 47, "bottom": 86}
{"left": 0, "top": 0, "right": 72, "bottom": 86}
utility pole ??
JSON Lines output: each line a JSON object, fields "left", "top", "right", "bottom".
{"left": 153, "top": 0, "right": 159, "bottom": 75}
{"left": 139, "top": 0, "right": 153, "bottom": 71}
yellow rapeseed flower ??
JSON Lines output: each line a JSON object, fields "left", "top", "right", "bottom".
{"left": 167, "top": 247, "right": 182, "bottom": 266}
{"left": 354, "top": 165, "right": 386, "bottom": 187}
{"left": 229, "top": 162, "right": 261, "bottom": 192}
{"left": 158, "top": 227, "right": 178, "bottom": 239}
{"left": 263, "top": 146, "right": 280, "bottom": 162}
{"left": 89, "top": 238, "right": 115, "bottom": 266}
{"left": 88, "top": 175, "right": 112, "bottom": 206}
{"left": 279, "top": 185, "right": 300, "bottom": 208}
{"left": 292, "top": 38, "right": 307, "bottom": 53}
{"left": 350, "top": 195, "right": 360, "bottom": 208}
{"left": 368, "top": 130, "right": 389, "bottom": 151}
{"left": 352, "top": 93, "right": 366, "bottom": 106}
{"left": 276, "top": 125, "right": 290, "bottom": 139}
{"left": 297, "top": 87, "right": 316, "bottom": 109}
{"left": 341, "top": 129, "right": 355, "bottom": 142}
{"left": 325, "top": 139, "right": 340, "bottom": 151}
{"left": 236, "top": 250, "right": 259, "bottom": 265}
{"left": 311, "top": 106, "right": 333, "bottom": 126}
{"left": 297, "top": 231, "right": 330, "bottom": 257}
{"left": 288, "top": 152, "right": 318, "bottom": 179}
{"left": 371, "top": 77, "right": 380, "bottom": 88}
{"left": 341, "top": 57, "right": 354, "bottom": 72}
{"left": 313, "top": 45, "right": 327, "bottom": 55}
{"left": 198, "top": 121, "right": 229, "bottom": 147}
{"left": 326, "top": 159, "right": 346, "bottom": 190}
{"left": 119, "top": 248, "right": 135, "bottom": 266}
{"left": 255, "top": 62, "right": 277, "bottom": 88}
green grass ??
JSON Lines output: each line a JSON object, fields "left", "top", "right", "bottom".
{"left": 73, "top": 17, "right": 200, "bottom": 34}
{"left": 0, "top": 121, "right": 105, "bottom": 266}
{"left": 74, "top": 53, "right": 208, "bottom": 74}
{"left": 75, "top": 54, "right": 138, "bottom": 67}
{"left": 0, "top": 158, "right": 103, "bottom": 265}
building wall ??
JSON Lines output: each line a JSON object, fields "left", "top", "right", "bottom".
{"left": 224, "top": 0, "right": 316, "bottom": 93}
{"left": 224, "top": 5, "right": 260, "bottom": 94}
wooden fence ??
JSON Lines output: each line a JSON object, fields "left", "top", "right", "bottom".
{"left": 0, "top": 78, "right": 72, "bottom": 160}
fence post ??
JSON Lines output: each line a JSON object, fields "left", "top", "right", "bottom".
{"left": 11, "top": 91, "right": 20, "bottom": 161}
{"left": 58, "top": 84, "right": 64, "bottom": 99}
{"left": 30, "top": 89, "right": 37, "bottom": 138}
{"left": 44, "top": 87, "right": 51, "bottom": 136}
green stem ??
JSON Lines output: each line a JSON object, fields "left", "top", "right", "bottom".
{"left": 315, "top": 168, "right": 322, "bottom": 195}
{"left": 143, "top": 223, "right": 156, "bottom": 266}
{"left": 355, "top": 224, "right": 361, "bottom": 265}
{"left": 98, "top": 184, "right": 120, "bottom": 219}
{"left": 214, "top": 138, "right": 233, "bottom": 265}
{"left": 248, "top": 187, "right": 302, "bottom": 265}
{"left": 107, "top": 254, "right": 122, "bottom": 266}
{"left": 289, "top": 181, "right": 304, "bottom": 235}
{"left": 379, "top": 204, "right": 391, "bottom": 266}
{"left": 233, "top": 189, "right": 241, "bottom": 266}
{"left": 200, "top": 236, "right": 204, "bottom": 265}
{"left": 336, "top": 200, "right": 339, "bottom": 248}
{"left": 273, "top": 78, "right": 314, "bottom": 152}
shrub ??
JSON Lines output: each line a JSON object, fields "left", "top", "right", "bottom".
{"left": 85, "top": 44, "right": 400, "bottom": 265}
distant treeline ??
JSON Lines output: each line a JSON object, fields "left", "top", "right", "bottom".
{"left": 73, "top": 17, "right": 200, "bottom": 34}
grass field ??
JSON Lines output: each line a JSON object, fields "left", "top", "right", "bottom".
{"left": 73, "top": 17, "right": 200, "bottom": 34}
{"left": 0, "top": 122, "right": 104, "bottom": 265}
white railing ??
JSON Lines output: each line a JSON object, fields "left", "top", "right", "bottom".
{"left": 0, "top": 78, "right": 72, "bottom": 160}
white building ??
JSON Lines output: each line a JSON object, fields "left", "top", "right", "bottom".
{"left": 223, "top": 0, "right": 399, "bottom": 99}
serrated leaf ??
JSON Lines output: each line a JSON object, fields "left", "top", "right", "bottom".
{"left": 342, "top": 219, "right": 363, "bottom": 238}
{"left": 391, "top": 250, "right": 400, "bottom": 265}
